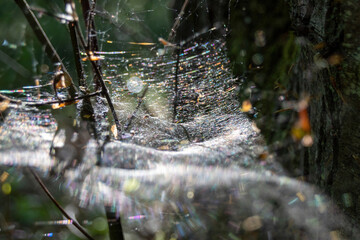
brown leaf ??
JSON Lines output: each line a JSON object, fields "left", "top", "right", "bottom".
{"left": 0, "top": 99, "right": 10, "bottom": 113}
{"left": 54, "top": 71, "right": 72, "bottom": 89}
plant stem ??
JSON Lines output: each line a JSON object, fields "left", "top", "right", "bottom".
{"left": 29, "top": 168, "right": 95, "bottom": 240}
{"left": 69, "top": 21, "right": 86, "bottom": 87}
{"left": 168, "top": 0, "right": 190, "bottom": 43}
{"left": 79, "top": 0, "right": 123, "bottom": 139}
{"left": 25, "top": 90, "right": 101, "bottom": 106}
{"left": 173, "top": 47, "right": 181, "bottom": 122}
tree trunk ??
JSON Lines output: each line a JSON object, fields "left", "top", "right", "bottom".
{"left": 228, "top": 0, "right": 360, "bottom": 227}
{"left": 288, "top": 0, "right": 360, "bottom": 224}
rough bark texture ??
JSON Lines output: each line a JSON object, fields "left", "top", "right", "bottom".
{"left": 228, "top": 0, "right": 360, "bottom": 229}
{"left": 288, "top": 0, "right": 360, "bottom": 224}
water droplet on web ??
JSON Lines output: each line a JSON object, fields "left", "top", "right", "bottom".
{"left": 127, "top": 76, "right": 144, "bottom": 93}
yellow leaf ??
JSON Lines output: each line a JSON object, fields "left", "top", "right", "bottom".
{"left": 296, "top": 192, "right": 306, "bottom": 202}
{"left": 52, "top": 100, "right": 79, "bottom": 109}
{"left": 81, "top": 55, "right": 104, "bottom": 61}
{"left": 241, "top": 100, "right": 252, "bottom": 112}
{"left": 291, "top": 126, "right": 305, "bottom": 140}
{"left": 129, "top": 42, "right": 156, "bottom": 46}
{"left": 111, "top": 124, "right": 118, "bottom": 139}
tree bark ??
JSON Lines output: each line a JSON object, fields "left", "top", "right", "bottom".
{"left": 288, "top": 0, "right": 360, "bottom": 224}
{"left": 228, "top": 0, "right": 360, "bottom": 228}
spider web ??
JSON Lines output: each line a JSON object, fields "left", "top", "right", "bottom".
{"left": 0, "top": 0, "right": 358, "bottom": 239}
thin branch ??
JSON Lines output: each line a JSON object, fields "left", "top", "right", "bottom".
{"left": 0, "top": 49, "right": 31, "bottom": 78}
{"left": 64, "top": 8, "right": 98, "bottom": 128}
{"left": 80, "top": 0, "right": 92, "bottom": 49}
{"left": 167, "top": 1, "right": 189, "bottom": 122}
{"left": 14, "top": 0, "right": 77, "bottom": 99}
{"left": 68, "top": 21, "right": 86, "bottom": 87}
{"left": 177, "top": 124, "right": 192, "bottom": 142}
{"left": 80, "top": 0, "right": 100, "bottom": 67}
{"left": 30, "top": 6, "right": 72, "bottom": 22}
{"left": 74, "top": 20, "right": 123, "bottom": 138}
{"left": 173, "top": 47, "right": 181, "bottom": 122}
{"left": 14, "top": 0, "right": 63, "bottom": 66}
{"left": 0, "top": 93, "right": 22, "bottom": 104}
{"left": 25, "top": 90, "right": 101, "bottom": 106}
{"left": 28, "top": 168, "right": 95, "bottom": 240}
{"left": 74, "top": 21, "right": 88, "bottom": 52}
{"left": 88, "top": 54, "right": 123, "bottom": 138}
{"left": 62, "top": 0, "right": 88, "bottom": 88}
{"left": 168, "top": 0, "right": 190, "bottom": 43}
{"left": 79, "top": 0, "right": 123, "bottom": 139}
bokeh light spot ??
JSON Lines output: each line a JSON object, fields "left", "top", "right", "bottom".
{"left": 187, "top": 191, "right": 194, "bottom": 199}
{"left": 2, "top": 183, "right": 11, "bottom": 195}
{"left": 92, "top": 217, "right": 108, "bottom": 232}
{"left": 127, "top": 76, "right": 144, "bottom": 93}
{"left": 123, "top": 178, "right": 140, "bottom": 193}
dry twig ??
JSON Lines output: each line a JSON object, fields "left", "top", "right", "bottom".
{"left": 29, "top": 168, "right": 95, "bottom": 240}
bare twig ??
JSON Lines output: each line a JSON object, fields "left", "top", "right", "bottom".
{"left": 80, "top": 0, "right": 100, "bottom": 66}
{"left": 14, "top": 0, "right": 63, "bottom": 66}
{"left": 168, "top": 0, "right": 190, "bottom": 43}
{"left": 0, "top": 49, "right": 31, "bottom": 78}
{"left": 30, "top": 6, "right": 72, "bottom": 22}
{"left": 79, "top": 4, "right": 126, "bottom": 239}
{"left": 0, "top": 93, "right": 22, "bottom": 104}
{"left": 25, "top": 90, "right": 101, "bottom": 106}
{"left": 88, "top": 53, "right": 123, "bottom": 138}
{"left": 68, "top": 21, "right": 86, "bottom": 87}
{"left": 79, "top": 0, "right": 123, "bottom": 139}
{"left": 167, "top": 1, "right": 189, "bottom": 122}
{"left": 28, "top": 168, "right": 95, "bottom": 240}
{"left": 62, "top": 0, "right": 98, "bottom": 128}
{"left": 178, "top": 124, "right": 192, "bottom": 142}
{"left": 173, "top": 47, "right": 181, "bottom": 122}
